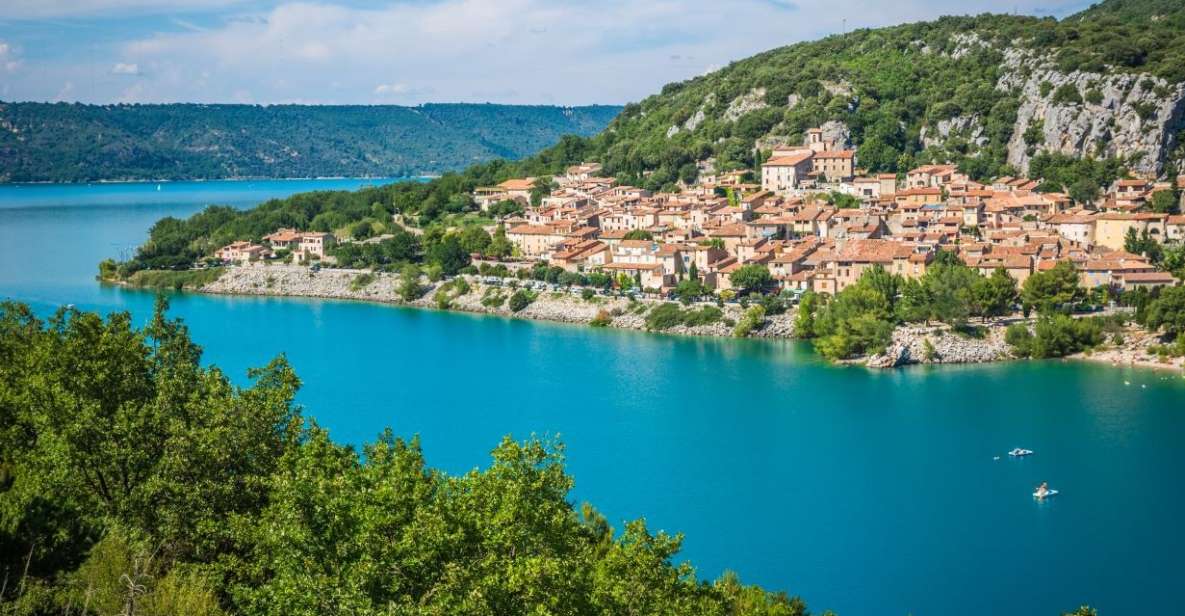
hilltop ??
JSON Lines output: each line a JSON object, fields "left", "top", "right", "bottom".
{"left": 584, "top": 0, "right": 1185, "bottom": 190}
{"left": 0, "top": 102, "right": 621, "bottom": 182}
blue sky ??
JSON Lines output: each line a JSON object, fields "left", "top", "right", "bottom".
{"left": 0, "top": 0, "right": 1093, "bottom": 106}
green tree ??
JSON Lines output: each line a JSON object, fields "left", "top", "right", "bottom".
{"left": 508, "top": 289, "right": 535, "bottom": 312}
{"left": 973, "top": 268, "right": 1019, "bottom": 319}
{"left": 1144, "top": 286, "right": 1185, "bottom": 338}
{"left": 458, "top": 225, "right": 493, "bottom": 254}
{"left": 623, "top": 230, "right": 655, "bottom": 241}
{"left": 675, "top": 278, "right": 709, "bottom": 305}
{"left": 426, "top": 234, "right": 471, "bottom": 275}
{"left": 920, "top": 261, "right": 981, "bottom": 324}
{"left": 399, "top": 264, "right": 426, "bottom": 301}
{"left": 1150, "top": 187, "right": 1181, "bottom": 214}
{"left": 1021, "top": 261, "right": 1081, "bottom": 314}
{"left": 486, "top": 225, "right": 514, "bottom": 259}
{"left": 729, "top": 265, "right": 773, "bottom": 295}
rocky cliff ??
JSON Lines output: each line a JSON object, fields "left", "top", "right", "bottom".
{"left": 999, "top": 48, "right": 1185, "bottom": 177}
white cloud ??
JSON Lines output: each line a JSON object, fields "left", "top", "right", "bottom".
{"left": 54, "top": 81, "right": 75, "bottom": 102}
{"left": 3, "top": 0, "right": 1094, "bottom": 104}
{"left": 111, "top": 62, "right": 140, "bottom": 75}
{"left": 374, "top": 83, "right": 410, "bottom": 95}
{"left": 0, "top": 41, "right": 22, "bottom": 73}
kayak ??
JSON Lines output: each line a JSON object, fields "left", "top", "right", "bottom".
{"left": 1033, "top": 489, "right": 1059, "bottom": 499}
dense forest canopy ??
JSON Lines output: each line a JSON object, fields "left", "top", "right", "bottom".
{"left": 0, "top": 299, "right": 815, "bottom": 615}
{"left": 0, "top": 103, "right": 621, "bottom": 182}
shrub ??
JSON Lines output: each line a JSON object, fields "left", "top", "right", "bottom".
{"left": 682, "top": 306, "right": 723, "bottom": 327}
{"left": 733, "top": 305, "right": 766, "bottom": 338}
{"left": 645, "top": 303, "right": 687, "bottom": 330}
{"left": 1051, "top": 83, "right": 1082, "bottom": 105}
{"left": 508, "top": 289, "right": 536, "bottom": 312}
{"left": 581, "top": 288, "right": 596, "bottom": 301}
{"left": 922, "top": 338, "right": 938, "bottom": 361}
{"left": 590, "top": 310, "right": 613, "bottom": 327}
{"left": 1005, "top": 323, "right": 1034, "bottom": 357}
{"left": 1085, "top": 88, "right": 1104, "bottom": 104}
{"left": 349, "top": 272, "right": 376, "bottom": 291}
{"left": 398, "top": 266, "right": 425, "bottom": 301}
{"left": 1131, "top": 101, "right": 1158, "bottom": 121}
{"left": 481, "top": 289, "right": 506, "bottom": 308}
{"left": 1007, "top": 315, "right": 1103, "bottom": 359}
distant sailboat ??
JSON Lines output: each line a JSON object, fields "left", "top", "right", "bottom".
{"left": 156, "top": 184, "right": 162, "bottom": 191}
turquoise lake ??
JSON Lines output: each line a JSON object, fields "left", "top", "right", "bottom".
{"left": 2, "top": 179, "right": 1183, "bottom": 616}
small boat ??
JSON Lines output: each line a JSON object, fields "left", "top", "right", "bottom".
{"left": 1033, "top": 488, "right": 1059, "bottom": 500}
{"left": 1008, "top": 448, "right": 1034, "bottom": 457}
{"left": 156, "top": 184, "right": 162, "bottom": 191}
{"left": 993, "top": 456, "right": 1001, "bottom": 461}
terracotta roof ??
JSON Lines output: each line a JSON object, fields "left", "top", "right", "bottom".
{"left": 1117, "top": 271, "right": 1177, "bottom": 282}
{"left": 507, "top": 224, "right": 561, "bottom": 236}
{"left": 762, "top": 153, "right": 814, "bottom": 167}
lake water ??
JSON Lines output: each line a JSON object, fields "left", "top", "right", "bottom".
{"left": 2, "top": 180, "right": 1183, "bottom": 616}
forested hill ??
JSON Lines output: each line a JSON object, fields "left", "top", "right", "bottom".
{"left": 588, "top": 0, "right": 1185, "bottom": 189}
{"left": 0, "top": 102, "right": 621, "bottom": 182}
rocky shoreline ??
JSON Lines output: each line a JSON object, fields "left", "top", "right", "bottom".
{"left": 198, "top": 264, "right": 796, "bottom": 340}
{"left": 864, "top": 324, "right": 1012, "bottom": 368}
{"left": 190, "top": 265, "right": 1182, "bottom": 374}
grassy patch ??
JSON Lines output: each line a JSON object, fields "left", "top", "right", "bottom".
{"left": 349, "top": 273, "right": 377, "bottom": 291}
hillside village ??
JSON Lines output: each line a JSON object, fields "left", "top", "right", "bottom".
{"left": 219, "top": 127, "right": 1184, "bottom": 299}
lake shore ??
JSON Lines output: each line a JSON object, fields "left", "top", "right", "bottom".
{"left": 152, "top": 264, "right": 1182, "bottom": 374}
{"left": 196, "top": 264, "right": 796, "bottom": 340}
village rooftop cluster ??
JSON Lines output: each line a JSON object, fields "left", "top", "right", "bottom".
{"left": 217, "top": 127, "right": 1185, "bottom": 296}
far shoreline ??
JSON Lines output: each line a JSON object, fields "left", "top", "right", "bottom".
{"left": 0, "top": 176, "right": 425, "bottom": 187}
{"left": 105, "top": 264, "right": 1185, "bottom": 376}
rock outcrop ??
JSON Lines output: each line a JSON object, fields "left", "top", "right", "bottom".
{"left": 921, "top": 114, "right": 987, "bottom": 149}
{"left": 723, "top": 88, "right": 769, "bottom": 122}
{"left": 998, "top": 48, "right": 1185, "bottom": 176}
{"left": 864, "top": 324, "right": 1011, "bottom": 368}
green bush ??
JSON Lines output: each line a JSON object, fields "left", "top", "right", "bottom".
{"left": 349, "top": 272, "right": 376, "bottom": 291}
{"left": 481, "top": 288, "right": 506, "bottom": 308}
{"left": 396, "top": 264, "right": 425, "bottom": 301}
{"left": 1007, "top": 315, "right": 1104, "bottom": 359}
{"left": 1051, "top": 83, "right": 1082, "bottom": 105}
{"left": 643, "top": 303, "right": 723, "bottom": 330}
{"left": 645, "top": 303, "right": 687, "bottom": 330}
{"left": 733, "top": 305, "right": 766, "bottom": 338}
{"left": 508, "top": 289, "right": 536, "bottom": 312}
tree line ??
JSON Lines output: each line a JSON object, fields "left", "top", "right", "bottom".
{"left": 0, "top": 298, "right": 817, "bottom": 616}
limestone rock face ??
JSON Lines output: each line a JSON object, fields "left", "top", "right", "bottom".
{"left": 921, "top": 115, "right": 987, "bottom": 149}
{"left": 998, "top": 48, "right": 1185, "bottom": 177}
{"left": 723, "top": 88, "right": 769, "bottom": 122}
{"left": 820, "top": 120, "right": 853, "bottom": 150}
